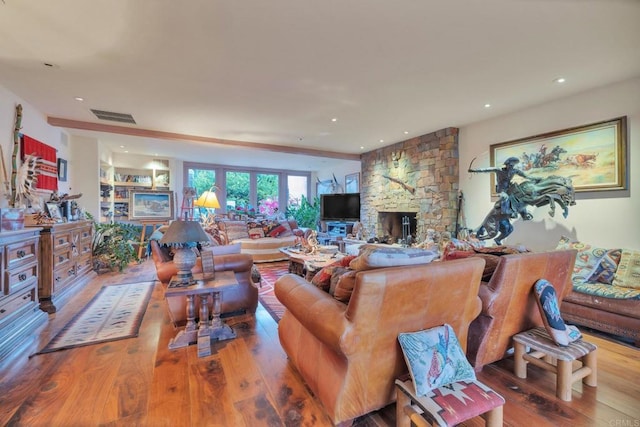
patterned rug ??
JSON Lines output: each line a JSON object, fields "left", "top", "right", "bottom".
{"left": 256, "top": 261, "right": 290, "bottom": 322}
{"left": 36, "top": 281, "right": 156, "bottom": 354}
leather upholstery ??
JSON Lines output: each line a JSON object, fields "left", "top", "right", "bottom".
{"left": 149, "top": 240, "right": 258, "bottom": 325}
{"left": 466, "top": 249, "right": 577, "bottom": 371}
{"left": 275, "top": 257, "right": 485, "bottom": 425}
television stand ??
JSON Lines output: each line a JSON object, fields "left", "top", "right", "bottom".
{"left": 326, "top": 221, "right": 354, "bottom": 238}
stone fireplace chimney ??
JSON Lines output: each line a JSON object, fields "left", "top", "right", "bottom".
{"left": 360, "top": 127, "right": 459, "bottom": 242}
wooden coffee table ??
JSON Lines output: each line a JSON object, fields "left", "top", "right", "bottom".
{"left": 279, "top": 247, "right": 342, "bottom": 280}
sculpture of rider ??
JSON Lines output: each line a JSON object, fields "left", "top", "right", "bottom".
{"left": 469, "top": 157, "right": 539, "bottom": 219}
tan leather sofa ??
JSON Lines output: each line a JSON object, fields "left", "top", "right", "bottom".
{"left": 149, "top": 240, "right": 258, "bottom": 325}
{"left": 274, "top": 257, "right": 485, "bottom": 425}
{"left": 466, "top": 249, "right": 577, "bottom": 371}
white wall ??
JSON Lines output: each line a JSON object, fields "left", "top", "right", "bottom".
{"left": 0, "top": 84, "right": 71, "bottom": 209}
{"left": 460, "top": 77, "right": 640, "bottom": 251}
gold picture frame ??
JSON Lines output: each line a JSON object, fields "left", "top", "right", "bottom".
{"left": 489, "top": 116, "right": 627, "bottom": 193}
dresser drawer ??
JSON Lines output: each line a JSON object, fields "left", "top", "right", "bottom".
{"left": 53, "top": 246, "right": 74, "bottom": 270}
{"left": 76, "top": 255, "right": 93, "bottom": 277}
{"left": 52, "top": 231, "right": 73, "bottom": 251}
{"left": 4, "top": 262, "right": 38, "bottom": 295}
{"left": 5, "top": 237, "right": 38, "bottom": 270}
{"left": 0, "top": 286, "right": 37, "bottom": 326}
{"left": 53, "top": 263, "right": 79, "bottom": 294}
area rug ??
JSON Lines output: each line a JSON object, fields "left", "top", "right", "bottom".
{"left": 36, "top": 281, "right": 156, "bottom": 354}
{"left": 256, "top": 261, "right": 289, "bottom": 322}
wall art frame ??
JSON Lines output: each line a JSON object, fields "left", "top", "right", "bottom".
{"left": 489, "top": 116, "right": 627, "bottom": 194}
{"left": 130, "top": 190, "right": 175, "bottom": 221}
{"left": 345, "top": 172, "right": 360, "bottom": 193}
{"left": 57, "top": 158, "right": 68, "bottom": 182}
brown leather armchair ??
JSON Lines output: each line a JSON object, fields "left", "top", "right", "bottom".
{"left": 149, "top": 240, "right": 258, "bottom": 325}
{"left": 275, "top": 257, "right": 485, "bottom": 425}
{"left": 466, "top": 249, "right": 577, "bottom": 371}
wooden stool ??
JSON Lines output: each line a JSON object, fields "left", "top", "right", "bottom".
{"left": 513, "top": 327, "right": 597, "bottom": 401}
{"left": 395, "top": 378, "right": 505, "bottom": 427}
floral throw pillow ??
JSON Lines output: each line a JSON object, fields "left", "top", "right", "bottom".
{"left": 588, "top": 248, "right": 622, "bottom": 285}
{"left": 398, "top": 324, "right": 476, "bottom": 397}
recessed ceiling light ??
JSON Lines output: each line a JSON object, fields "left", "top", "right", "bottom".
{"left": 124, "top": 150, "right": 129, "bottom": 153}
{"left": 331, "top": 118, "right": 338, "bottom": 122}
{"left": 554, "top": 77, "right": 566, "bottom": 84}
{"left": 403, "top": 131, "right": 409, "bottom": 135}
{"left": 360, "top": 146, "right": 365, "bottom": 150}
{"left": 379, "top": 139, "right": 384, "bottom": 143}
{"left": 74, "top": 97, "right": 84, "bottom": 102}
{"left": 119, "top": 145, "right": 125, "bottom": 148}
{"left": 484, "top": 103, "right": 491, "bottom": 108}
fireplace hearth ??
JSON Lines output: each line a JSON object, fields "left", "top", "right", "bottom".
{"left": 378, "top": 212, "right": 417, "bottom": 242}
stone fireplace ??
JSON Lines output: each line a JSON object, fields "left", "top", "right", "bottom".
{"left": 378, "top": 211, "right": 417, "bottom": 242}
{"left": 360, "top": 127, "right": 460, "bottom": 242}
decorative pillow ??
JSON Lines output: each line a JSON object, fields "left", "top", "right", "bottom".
{"left": 398, "top": 324, "right": 476, "bottom": 397}
{"left": 277, "top": 220, "right": 294, "bottom": 237}
{"left": 267, "top": 224, "right": 287, "bottom": 237}
{"left": 224, "top": 220, "right": 250, "bottom": 241}
{"left": 611, "top": 249, "right": 640, "bottom": 290}
{"left": 248, "top": 227, "right": 265, "bottom": 239}
{"left": 332, "top": 270, "right": 357, "bottom": 303}
{"left": 349, "top": 244, "right": 439, "bottom": 271}
{"left": 259, "top": 219, "right": 282, "bottom": 237}
{"left": 588, "top": 248, "right": 622, "bottom": 285}
{"left": 441, "top": 238, "right": 485, "bottom": 260}
{"left": 556, "top": 236, "right": 607, "bottom": 285}
{"left": 310, "top": 262, "right": 341, "bottom": 291}
{"left": 533, "top": 279, "right": 581, "bottom": 346}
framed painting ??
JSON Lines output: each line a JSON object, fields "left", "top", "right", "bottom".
{"left": 130, "top": 190, "right": 175, "bottom": 221}
{"left": 46, "top": 203, "right": 63, "bottom": 223}
{"left": 57, "top": 158, "right": 68, "bottom": 182}
{"left": 489, "top": 116, "right": 627, "bottom": 193}
{"left": 345, "top": 172, "right": 360, "bottom": 193}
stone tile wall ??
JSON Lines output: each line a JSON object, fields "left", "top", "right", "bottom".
{"left": 360, "top": 127, "right": 460, "bottom": 241}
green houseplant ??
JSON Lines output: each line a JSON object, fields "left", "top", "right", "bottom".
{"left": 87, "top": 213, "right": 141, "bottom": 272}
{"left": 286, "top": 196, "right": 320, "bottom": 229}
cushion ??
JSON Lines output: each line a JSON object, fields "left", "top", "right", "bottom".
{"left": 556, "top": 236, "right": 607, "bottom": 285}
{"left": 398, "top": 324, "right": 476, "bottom": 397}
{"left": 332, "top": 270, "right": 357, "bottom": 303}
{"left": 277, "top": 220, "right": 294, "bottom": 237}
{"left": 310, "top": 262, "right": 341, "bottom": 291}
{"left": 349, "top": 244, "right": 439, "bottom": 271}
{"left": 267, "top": 224, "right": 287, "bottom": 238}
{"left": 224, "top": 220, "right": 250, "bottom": 241}
{"left": 533, "top": 279, "right": 581, "bottom": 346}
{"left": 611, "top": 249, "right": 640, "bottom": 289}
{"left": 587, "top": 248, "right": 622, "bottom": 285}
{"left": 248, "top": 227, "right": 265, "bottom": 239}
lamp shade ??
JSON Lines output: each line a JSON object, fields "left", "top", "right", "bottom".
{"left": 194, "top": 190, "right": 221, "bottom": 209}
{"left": 160, "top": 220, "right": 210, "bottom": 246}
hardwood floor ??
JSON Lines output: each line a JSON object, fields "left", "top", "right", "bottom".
{"left": 1, "top": 259, "right": 638, "bottom": 426}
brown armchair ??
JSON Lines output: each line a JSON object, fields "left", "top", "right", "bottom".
{"left": 149, "top": 240, "right": 258, "bottom": 325}
{"left": 275, "top": 257, "right": 485, "bottom": 425}
{"left": 466, "top": 249, "right": 577, "bottom": 371}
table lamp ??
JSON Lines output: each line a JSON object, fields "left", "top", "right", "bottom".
{"left": 194, "top": 187, "right": 221, "bottom": 211}
{"left": 159, "top": 220, "right": 210, "bottom": 286}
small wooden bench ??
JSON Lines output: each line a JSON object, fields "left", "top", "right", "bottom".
{"left": 513, "top": 327, "right": 597, "bottom": 401}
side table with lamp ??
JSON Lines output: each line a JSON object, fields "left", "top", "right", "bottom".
{"left": 160, "top": 219, "right": 238, "bottom": 357}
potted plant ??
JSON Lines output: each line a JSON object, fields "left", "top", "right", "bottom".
{"left": 87, "top": 213, "right": 141, "bottom": 272}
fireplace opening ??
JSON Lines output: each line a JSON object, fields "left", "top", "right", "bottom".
{"left": 378, "top": 212, "right": 417, "bottom": 242}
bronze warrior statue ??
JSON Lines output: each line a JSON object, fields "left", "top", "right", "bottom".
{"left": 468, "top": 157, "right": 576, "bottom": 245}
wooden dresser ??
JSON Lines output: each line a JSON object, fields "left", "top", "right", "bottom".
{"left": 0, "top": 228, "right": 48, "bottom": 361}
{"left": 35, "top": 220, "right": 96, "bottom": 313}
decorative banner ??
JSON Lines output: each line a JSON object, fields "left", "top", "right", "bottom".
{"left": 20, "top": 134, "right": 58, "bottom": 191}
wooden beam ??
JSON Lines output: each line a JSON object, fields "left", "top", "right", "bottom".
{"left": 47, "top": 117, "right": 361, "bottom": 161}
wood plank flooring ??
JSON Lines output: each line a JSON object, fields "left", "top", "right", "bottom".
{"left": 1, "top": 259, "right": 638, "bottom": 426}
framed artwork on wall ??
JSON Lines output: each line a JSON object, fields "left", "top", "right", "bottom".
{"left": 489, "top": 116, "right": 627, "bottom": 193}
{"left": 130, "top": 190, "right": 175, "bottom": 221}
{"left": 57, "top": 158, "right": 68, "bottom": 182}
{"left": 345, "top": 173, "right": 360, "bottom": 193}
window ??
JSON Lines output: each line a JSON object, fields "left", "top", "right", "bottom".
{"left": 183, "top": 162, "right": 310, "bottom": 218}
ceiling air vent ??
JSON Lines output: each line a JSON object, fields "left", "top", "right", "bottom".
{"left": 90, "top": 109, "right": 136, "bottom": 124}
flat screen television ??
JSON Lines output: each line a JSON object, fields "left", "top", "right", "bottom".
{"left": 320, "top": 193, "right": 361, "bottom": 222}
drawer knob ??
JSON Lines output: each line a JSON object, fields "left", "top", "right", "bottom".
{"left": 17, "top": 250, "right": 26, "bottom": 258}
{"left": 18, "top": 273, "right": 27, "bottom": 281}
{"left": 0, "top": 308, "right": 5, "bottom": 314}
{"left": 55, "top": 276, "right": 61, "bottom": 282}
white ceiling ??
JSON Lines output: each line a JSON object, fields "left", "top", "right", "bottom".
{"left": 1, "top": 0, "right": 639, "bottom": 171}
